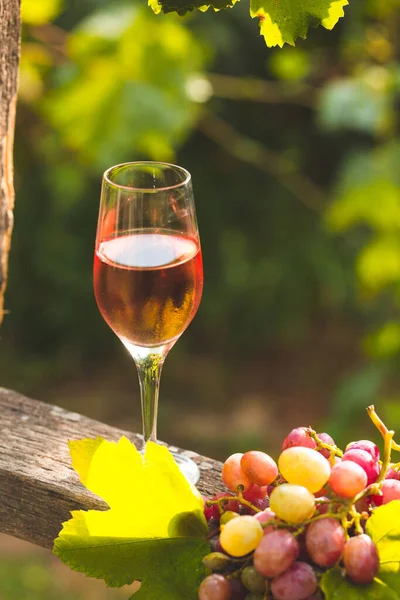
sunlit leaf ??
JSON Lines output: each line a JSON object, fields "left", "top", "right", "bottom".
{"left": 21, "top": 0, "right": 64, "bottom": 25}
{"left": 249, "top": 0, "right": 349, "bottom": 48}
{"left": 54, "top": 438, "right": 209, "bottom": 599}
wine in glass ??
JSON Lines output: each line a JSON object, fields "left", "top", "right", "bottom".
{"left": 93, "top": 162, "right": 203, "bottom": 483}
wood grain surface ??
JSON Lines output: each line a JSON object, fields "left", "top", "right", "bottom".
{"left": 0, "top": 387, "right": 223, "bottom": 549}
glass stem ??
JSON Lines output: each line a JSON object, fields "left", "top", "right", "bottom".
{"left": 135, "top": 352, "right": 165, "bottom": 445}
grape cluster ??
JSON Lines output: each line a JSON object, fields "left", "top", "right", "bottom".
{"left": 198, "top": 406, "right": 400, "bottom": 600}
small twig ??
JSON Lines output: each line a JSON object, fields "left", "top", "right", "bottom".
{"left": 198, "top": 110, "right": 327, "bottom": 212}
{"left": 208, "top": 73, "right": 315, "bottom": 109}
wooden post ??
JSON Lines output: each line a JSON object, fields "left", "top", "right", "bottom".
{"left": 0, "top": 388, "right": 224, "bottom": 549}
{"left": 0, "top": 0, "right": 20, "bottom": 324}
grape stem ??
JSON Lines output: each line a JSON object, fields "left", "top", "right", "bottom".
{"left": 375, "top": 429, "right": 394, "bottom": 484}
{"left": 367, "top": 405, "right": 400, "bottom": 452}
{"left": 205, "top": 489, "right": 262, "bottom": 514}
{"left": 308, "top": 429, "right": 343, "bottom": 458}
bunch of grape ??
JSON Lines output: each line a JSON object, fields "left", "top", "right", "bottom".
{"left": 198, "top": 406, "right": 400, "bottom": 600}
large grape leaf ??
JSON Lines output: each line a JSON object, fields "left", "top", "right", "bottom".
{"left": 367, "top": 501, "right": 400, "bottom": 594}
{"left": 53, "top": 437, "right": 210, "bottom": 599}
{"left": 321, "top": 569, "right": 399, "bottom": 600}
{"left": 150, "top": 0, "right": 349, "bottom": 47}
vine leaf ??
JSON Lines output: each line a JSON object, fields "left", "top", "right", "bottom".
{"left": 150, "top": 0, "right": 349, "bottom": 47}
{"left": 53, "top": 437, "right": 210, "bottom": 599}
{"left": 250, "top": 0, "right": 349, "bottom": 47}
{"left": 320, "top": 568, "right": 399, "bottom": 600}
{"left": 367, "top": 501, "right": 400, "bottom": 594}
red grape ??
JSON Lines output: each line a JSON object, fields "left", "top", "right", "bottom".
{"left": 342, "top": 449, "right": 379, "bottom": 485}
{"left": 208, "top": 492, "right": 240, "bottom": 521}
{"left": 246, "top": 496, "right": 270, "bottom": 515}
{"left": 253, "top": 529, "right": 299, "bottom": 578}
{"left": 316, "top": 432, "right": 335, "bottom": 459}
{"left": 271, "top": 562, "right": 318, "bottom": 600}
{"left": 343, "top": 534, "right": 379, "bottom": 585}
{"left": 229, "top": 577, "right": 247, "bottom": 600}
{"left": 241, "top": 451, "right": 278, "bottom": 486}
{"left": 315, "top": 496, "right": 330, "bottom": 515}
{"left": 346, "top": 440, "right": 380, "bottom": 462}
{"left": 198, "top": 574, "right": 231, "bottom": 600}
{"left": 329, "top": 460, "right": 367, "bottom": 498}
{"left": 282, "top": 427, "right": 317, "bottom": 451}
{"left": 305, "top": 517, "right": 345, "bottom": 567}
{"left": 243, "top": 484, "right": 269, "bottom": 503}
{"left": 372, "top": 479, "right": 400, "bottom": 506}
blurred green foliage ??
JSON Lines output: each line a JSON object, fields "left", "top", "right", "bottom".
{"left": 2, "top": 0, "right": 400, "bottom": 448}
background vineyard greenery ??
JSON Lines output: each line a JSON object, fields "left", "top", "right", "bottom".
{"left": 1, "top": 0, "right": 400, "bottom": 597}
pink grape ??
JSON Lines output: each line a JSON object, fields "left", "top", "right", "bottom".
{"left": 305, "top": 517, "right": 345, "bottom": 567}
{"left": 316, "top": 432, "right": 336, "bottom": 459}
{"left": 255, "top": 507, "right": 276, "bottom": 534}
{"left": 253, "top": 529, "right": 299, "bottom": 578}
{"left": 346, "top": 440, "right": 380, "bottom": 462}
{"left": 342, "top": 449, "right": 380, "bottom": 485}
{"left": 372, "top": 479, "right": 400, "bottom": 506}
{"left": 386, "top": 467, "right": 400, "bottom": 480}
{"left": 222, "top": 454, "right": 252, "bottom": 492}
{"left": 329, "top": 461, "right": 367, "bottom": 498}
{"left": 343, "top": 534, "right": 379, "bottom": 585}
{"left": 270, "top": 562, "right": 318, "bottom": 600}
{"left": 198, "top": 574, "right": 231, "bottom": 600}
{"left": 282, "top": 427, "right": 317, "bottom": 451}
{"left": 241, "top": 451, "right": 279, "bottom": 487}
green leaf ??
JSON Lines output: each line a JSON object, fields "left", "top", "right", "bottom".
{"left": 367, "top": 502, "right": 400, "bottom": 594}
{"left": 43, "top": 5, "right": 207, "bottom": 167}
{"left": 250, "top": 0, "right": 349, "bottom": 48}
{"left": 150, "top": 0, "right": 348, "bottom": 46}
{"left": 321, "top": 569, "right": 399, "bottom": 600}
{"left": 53, "top": 438, "right": 210, "bottom": 599}
{"left": 149, "top": 0, "right": 239, "bottom": 16}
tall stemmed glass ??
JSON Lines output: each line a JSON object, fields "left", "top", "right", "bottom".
{"left": 94, "top": 162, "right": 203, "bottom": 483}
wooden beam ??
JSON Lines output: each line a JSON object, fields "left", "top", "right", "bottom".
{"left": 0, "top": 388, "right": 223, "bottom": 550}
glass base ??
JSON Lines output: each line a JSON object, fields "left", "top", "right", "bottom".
{"left": 172, "top": 452, "right": 200, "bottom": 485}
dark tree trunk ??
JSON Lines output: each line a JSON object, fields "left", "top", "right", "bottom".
{"left": 0, "top": 0, "right": 20, "bottom": 324}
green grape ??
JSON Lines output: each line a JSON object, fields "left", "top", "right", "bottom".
{"left": 270, "top": 484, "right": 315, "bottom": 524}
{"left": 241, "top": 565, "right": 267, "bottom": 593}
{"left": 278, "top": 447, "right": 331, "bottom": 493}
{"left": 245, "top": 594, "right": 265, "bottom": 600}
{"left": 220, "top": 515, "right": 263, "bottom": 557}
{"left": 220, "top": 510, "right": 240, "bottom": 525}
{"left": 202, "top": 552, "right": 233, "bottom": 572}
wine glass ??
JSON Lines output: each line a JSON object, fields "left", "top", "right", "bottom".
{"left": 93, "top": 162, "right": 203, "bottom": 484}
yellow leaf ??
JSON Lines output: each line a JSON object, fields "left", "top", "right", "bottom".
{"left": 21, "top": 0, "right": 64, "bottom": 25}
{"left": 67, "top": 437, "right": 204, "bottom": 537}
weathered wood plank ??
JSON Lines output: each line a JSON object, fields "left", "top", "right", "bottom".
{"left": 0, "top": 388, "right": 223, "bottom": 550}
